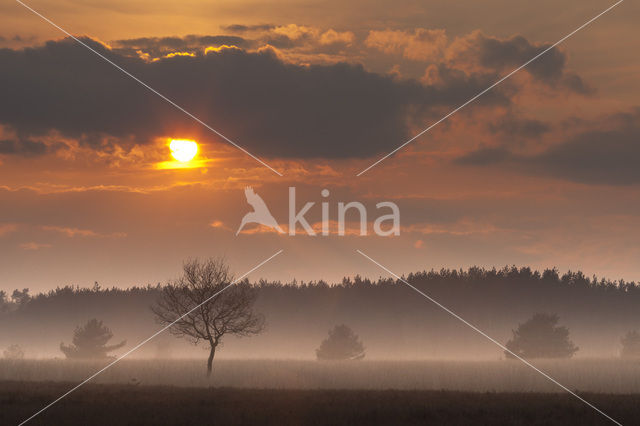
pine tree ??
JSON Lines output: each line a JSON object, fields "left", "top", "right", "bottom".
{"left": 60, "top": 318, "right": 126, "bottom": 359}
{"left": 505, "top": 313, "right": 578, "bottom": 359}
{"left": 316, "top": 324, "right": 365, "bottom": 360}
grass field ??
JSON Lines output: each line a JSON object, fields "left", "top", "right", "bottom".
{"left": 2, "top": 381, "right": 639, "bottom": 425}
{"left": 1, "top": 358, "right": 640, "bottom": 393}
{"left": 2, "top": 359, "right": 639, "bottom": 425}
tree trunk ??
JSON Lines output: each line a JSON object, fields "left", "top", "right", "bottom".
{"left": 206, "top": 343, "right": 216, "bottom": 377}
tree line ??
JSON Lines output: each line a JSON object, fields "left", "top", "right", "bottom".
{"left": 2, "top": 262, "right": 640, "bottom": 374}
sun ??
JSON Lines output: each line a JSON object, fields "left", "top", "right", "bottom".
{"left": 169, "top": 139, "right": 198, "bottom": 162}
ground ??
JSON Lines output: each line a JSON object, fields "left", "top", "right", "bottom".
{"left": 1, "top": 381, "right": 638, "bottom": 425}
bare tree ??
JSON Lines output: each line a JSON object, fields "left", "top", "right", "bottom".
{"left": 152, "top": 258, "right": 264, "bottom": 377}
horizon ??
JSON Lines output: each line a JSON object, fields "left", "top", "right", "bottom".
{"left": 4, "top": 263, "right": 639, "bottom": 295}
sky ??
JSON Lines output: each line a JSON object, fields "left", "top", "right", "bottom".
{"left": 1, "top": 0, "right": 639, "bottom": 292}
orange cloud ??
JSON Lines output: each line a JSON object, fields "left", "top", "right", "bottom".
{"left": 235, "top": 220, "right": 394, "bottom": 237}
{"left": 0, "top": 223, "right": 18, "bottom": 236}
{"left": 365, "top": 28, "right": 448, "bottom": 61}
{"left": 20, "top": 242, "right": 52, "bottom": 251}
{"left": 164, "top": 51, "right": 196, "bottom": 58}
{"left": 42, "top": 226, "right": 126, "bottom": 239}
{"left": 403, "top": 220, "right": 501, "bottom": 236}
{"left": 319, "top": 29, "right": 355, "bottom": 46}
{"left": 209, "top": 220, "right": 232, "bottom": 231}
{"left": 204, "top": 45, "right": 242, "bottom": 54}
{"left": 272, "top": 24, "right": 319, "bottom": 40}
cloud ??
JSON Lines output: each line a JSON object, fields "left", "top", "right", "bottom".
{"left": 112, "top": 35, "right": 250, "bottom": 58}
{"left": 531, "top": 113, "right": 640, "bottom": 185}
{"left": 367, "top": 28, "right": 591, "bottom": 95}
{"left": 456, "top": 109, "right": 640, "bottom": 185}
{"left": 318, "top": 29, "right": 355, "bottom": 46}
{"left": 235, "top": 220, "right": 385, "bottom": 236}
{"left": 221, "top": 24, "right": 354, "bottom": 51}
{"left": 209, "top": 220, "right": 232, "bottom": 231}
{"left": 20, "top": 242, "right": 52, "bottom": 250}
{"left": 272, "top": 24, "right": 319, "bottom": 41}
{"left": 261, "top": 34, "right": 297, "bottom": 49}
{"left": 42, "top": 225, "right": 127, "bottom": 238}
{"left": 222, "top": 24, "right": 276, "bottom": 33}
{"left": 262, "top": 25, "right": 356, "bottom": 51}
{"left": 487, "top": 114, "right": 550, "bottom": 139}
{"left": 0, "top": 37, "right": 511, "bottom": 159}
{"left": 454, "top": 147, "right": 512, "bottom": 166}
{"left": 0, "top": 139, "right": 50, "bottom": 156}
{"left": 365, "top": 28, "right": 448, "bottom": 61}
{"left": 0, "top": 223, "right": 18, "bottom": 236}
{"left": 403, "top": 219, "right": 500, "bottom": 236}
{"left": 447, "top": 31, "right": 593, "bottom": 94}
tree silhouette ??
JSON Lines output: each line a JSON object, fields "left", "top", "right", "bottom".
{"left": 3, "top": 344, "right": 24, "bottom": 360}
{"left": 0, "top": 290, "right": 11, "bottom": 313}
{"left": 11, "top": 288, "right": 30, "bottom": 307}
{"left": 152, "top": 258, "right": 264, "bottom": 377}
{"left": 505, "top": 313, "right": 578, "bottom": 359}
{"left": 316, "top": 324, "right": 365, "bottom": 360}
{"left": 60, "top": 318, "right": 126, "bottom": 359}
{"left": 620, "top": 330, "right": 640, "bottom": 358}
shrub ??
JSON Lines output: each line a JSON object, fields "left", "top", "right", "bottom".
{"left": 60, "top": 318, "right": 126, "bottom": 359}
{"left": 316, "top": 324, "right": 365, "bottom": 360}
{"left": 620, "top": 330, "right": 640, "bottom": 358}
{"left": 505, "top": 313, "right": 578, "bottom": 359}
{"left": 3, "top": 344, "right": 25, "bottom": 360}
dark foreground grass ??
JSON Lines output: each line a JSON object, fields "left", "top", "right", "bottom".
{"left": 1, "top": 381, "right": 638, "bottom": 425}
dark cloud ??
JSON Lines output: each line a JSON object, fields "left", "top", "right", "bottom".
{"left": 533, "top": 116, "right": 640, "bottom": 185}
{"left": 454, "top": 147, "right": 511, "bottom": 166}
{"left": 0, "top": 35, "right": 38, "bottom": 44}
{"left": 262, "top": 34, "right": 296, "bottom": 49}
{"left": 222, "top": 24, "right": 276, "bottom": 33}
{"left": 0, "top": 37, "right": 511, "bottom": 158}
{"left": 13, "top": 35, "right": 31, "bottom": 43}
{"left": 112, "top": 35, "right": 250, "bottom": 58}
{"left": 197, "top": 35, "right": 247, "bottom": 46}
{"left": 427, "top": 64, "right": 516, "bottom": 104}
{"left": 456, "top": 109, "right": 640, "bottom": 185}
{"left": 488, "top": 114, "right": 550, "bottom": 139}
{"left": 471, "top": 34, "right": 593, "bottom": 95}
{"left": 0, "top": 139, "right": 49, "bottom": 156}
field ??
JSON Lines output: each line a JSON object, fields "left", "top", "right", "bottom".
{"left": 2, "top": 359, "right": 639, "bottom": 424}
{"left": 2, "top": 382, "right": 640, "bottom": 425}
{"left": 1, "top": 358, "right": 640, "bottom": 393}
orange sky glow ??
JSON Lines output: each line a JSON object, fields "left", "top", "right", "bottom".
{"left": 1, "top": 0, "right": 639, "bottom": 291}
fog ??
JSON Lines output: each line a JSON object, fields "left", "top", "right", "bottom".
{"left": 2, "top": 266, "right": 639, "bottom": 361}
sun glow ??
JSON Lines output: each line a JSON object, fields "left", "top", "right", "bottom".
{"left": 170, "top": 139, "right": 198, "bottom": 162}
